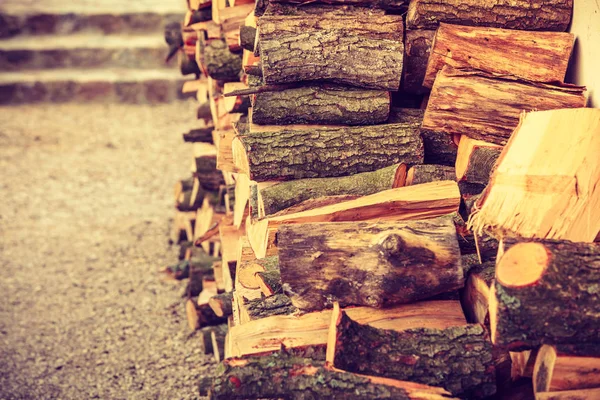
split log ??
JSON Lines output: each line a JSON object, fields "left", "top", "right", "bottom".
{"left": 455, "top": 136, "right": 502, "bottom": 184}
{"left": 278, "top": 215, "right": 463, "bottom": 311}
{"left": 470, "top": 108, "right": 600, "bottom": 242}
{"left": 461, "top": 261, "right": 495, "bottom": 325}
{"left": 534, "top": 344, "right": 600, "bottom": 393}
{"left": 210, "top": 325, "right": 227, "bottom": 362}
{"left": 422, "top": 67, "right": 587, "bottom": 145}
{"left": 259, "top": 4, "right": 404, "bottom": 90}
{"left": 186, "top": 299, "right": 227, "bottom": 330}
{"left": 329, "top": 307, "right": 496, "bottom": 398}
{"left": 248, "top": 181, "right": 460, "bottom": 259}
{"left": 228, "top": 300, "right": 465, "bottom": 358}
{"left": 251, "top": 85, "right": 390, "bottom": 126}
{"left": 402, "top": 30, "right": 435, "bottom": 94}
{"left": 536, "top": 388, "right": 600, "bottom": 400}
{"left": 270, "top": 0, "right": 408, "bottom": 9}
{"left": 239, "top": 25, "right": 256, "bottom": 52}
{"left": 203, "top": 39, "right": 242, "bottom": 82}
{"left": 424, "top": 24, "right": 574, "bottom": 88}
{"left": 405, "top": 164, "right": 454, "bottom": 186}
{"left": 406, "top": 0, "right": 573, "bottom": 31}
{"left": 255, "top": 270, "right": 282, "bottom": 296}
{"left": 197, "top": 102, "right": 211, "bottom": 120}
{"left": 183, "top": 128, "right": 214, "bottom": 143}
{"left": 232, "top": 118, "right": 424, "bottom": 182}
{"left": 245, "top": 293, "right": 297, "bottom": 320}
{"left": 194, "top": 156, "right": 225, "bottom": 191}
{"left": 249, "top": 163, "right": 406, "bottom": 219}
{"left": 209, "top": 351, "right": 453, "bottom": 400}
{"left": 453, "top": 211, "right": 499, "bottom": 261}
{"left": 209, "top": 292, "right": 233, "bottom": 317}
{"left": 236, "top": 256, "right": 278, "bottom": 289}
{"left": 490, "top": 240, "right": 600, "bottom": 350}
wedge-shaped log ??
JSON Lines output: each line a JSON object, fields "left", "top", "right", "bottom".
{"left": 278, "top": 214, "right": 462, "bottom": 311}
{"left": 455, "top": 136, "right": 502, "bottom": 184}
{"left": 533, "top": 344, "right": 600, "bottom": 394}
{"left": 251, "top": 85, "right": 390, "bottom": 126}
{"left": 490, "top": 240, "right": 600, "bottom": 350}
{"left": 402, "top": 30, "right": 435, "bottom": 94}
{"left": 249, "top": 163, "right": 407, "bottom": 219}
{"left": 329, "top": 308, "right": 496, "bottom": 398}
{"left": 210, "top": 351, "right": 453, "bottom": 399}
{"left": 248, "top": 181, "right": 460, "bottom": 259}
{"left": 424, "top": 24, "right": 574, "bottom": 88}
{"left": 228, "top": 300, "right": 466, "bottom": 358}
{"left": 406, "top": 0, "right": 573, "bottom": 31}
{"left": 259, "top": 4, "right": 404, "bottom": 90}
{"left": 536, "top": 388, "right": 600, "bottom": 400}
{"left": 183, "top": 127, "right": 214, "bottom": 143}
{"left": 232, "top": 118, "right": 423, "bottom": 182}
{"left": 422, "top": 67, "right": 587, "bottom": 145}
{"left": 461, "top": 261, "right": 495, "bottom": 325}
{"left": 406, "top": 164, "right": 454, "bottom": 186}
{"left": 470, "top": 108, "right": 600, "bottom": 241}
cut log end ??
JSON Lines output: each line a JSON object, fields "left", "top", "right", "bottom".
{"left": 533, "top": 345, "right": 558, "bottom": 394}
{"left": 497, "top": 242, "right": 549, "bottom": 287}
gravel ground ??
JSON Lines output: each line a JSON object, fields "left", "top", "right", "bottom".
{"left": 0, "top": 102, "right": 214, "bottom": 399}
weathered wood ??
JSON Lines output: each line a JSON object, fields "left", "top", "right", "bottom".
{"left": 424, "top": 24, "right": 574, "bottom": 88}
{"left": 330, "top": 308, "right": 496, "bottom": 398}
{"left": 270, "top": 0, "right": 408, "bottom": 9}
{"left": 245, "top": 293, "right": 297, "bottom": 320}
{"left": 194, "top": 156, "right": 225, "bottom": 191}
{"left": 250, "top": 163, "right": 406, "bottom": 219}
{"left": 461, "top": 261, "right": 495, "bottom": 325}
{"left": 255, "top": 270, "right": 282, "bottom": 296}
{"left": 456, "top": 136, "right": 502, "bottom": 184}
{"left": 470, "top": 108, "right": 600, "bottom": 242}
{"left": 402, "top": 30, "right": 435, "bottom": 94}
{"left": 490, "top": 240, "right": 600, "bottom": 350}
{"left": 422, "top": 67, "right": 587, "bottom": 145}
{"left": 259, "top": 4, "right": 404, "bottom": 90}
{"left": 236, "top": 256, "right": 278, "bottom": 289}
{"left": 453, "top": 211, "right": 499, "bottom": 261}
{"left": 203, "top": 39, "right": 242, "bottom": 81}
{"left": 183, "top": 128, "right": 214, "bottom": 143}
{"left": 536, "top": 388, "right": 600, "bottom": 400}
{"left": 209, "top": 351, "right": 453, "bottom": 399}
{"left": 239, "top": 25, "right": 256, "bottom": 52}
{"left": 406, "top": 0, "right": 573, "bottom": 31}
{"left": 233, "top": 119, "right": 423, "bottom": 182}
{"left": 208, "top": 292, "right": 233, "bottom": 317}
{"left": 251, "top": 85, "right": 390, "bottom": 126}
{"left": 278, "top": 216, "right": 463, "bottom": 311}
{"left": 405, "top": 164, "right": 454, "bottom": 186}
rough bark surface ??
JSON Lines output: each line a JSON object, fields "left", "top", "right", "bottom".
{"left": 239, "top": 122, "right": 423, "bottom": 182}
{"left": 256, "top": 270, "right": 282, "bottom": 295}
{"left": 210, "top": 351, "right": 450, "bottom": 399}
{"left": 183, "top": 128, "right": 214, "bottom": 143}
{"left": 278, "top": 216, "right": 463, "bottom": 311}
{"left": 422, "top": 67, "right": 587, "bottom": 145}
{"left": 194, "top": 156, "right": 225, "bottom": 191}
{"left": 209, "top": 292, "right": 233, "bottom": 317}
{"left": 239, "top": 25, "right": 256, "bottom": 52}
{"left": 493, "top": 240, "right": 600, "bottom": 350}
{"left": 180, "top": 55, "right": 201, "bottom": 76}
{"left": 333, "top": 311, "right": 496, "bottom": 398}
{"left": 406, "top": 0, "right": 573, "bottom": 31}
{"left": 245, "top": 293, "right": 298, "bottom": 320}
{"left": 251, "top": 85, "right": 390, "bottom": 126}
{"left": 453, "top": 213, "right": 499, "bottom": 261}
{"left": 407, "top": 164, "right": 455, "bottom": 186}
{"left": 402, "top": 30, "right": 435, "bottom": 94}
{"left": 461, "top": 261, "right": 495, "bottom": 325}
{"left": 460, "top": 146, "right": 501, "bottom": 184}
{"left": 259, "top": 4, "right": 404, "bottom": 90}
{"left": 270, "top": 0, "right": 408, "bottom": 9}
{"left": 251, "top": 164, "right": 404, "bottom": 219}
{"left": 204, "top": 40, "right": 242, "bottom": 82}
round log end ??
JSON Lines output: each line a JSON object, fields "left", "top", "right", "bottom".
{"left": 497, "top": 242, "right": 548, "bottom": 287}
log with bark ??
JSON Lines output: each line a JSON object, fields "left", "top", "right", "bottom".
{"left": 251, "top": 85, "right": 390, "bottom": 126}
{"left": 194, "top": 156, "right": 225, "bottom": 191}
{"left": 455, "top": 136, "right": 502, "bottom": 184}
{"left": 536, "top": 388, "right": 600, "bottom": 400}
{"left": 453, "top": 210, "right": 499, "bottom": 261}
{"left": 180, "top": 53, "right": 201, "bottom": 76}
{"left": 461, "top": 260, "right": 495, "bottom": 325}
{"left": 424, "top": 24, "right": 574, "bottom": 88}
{"left": 277, "top": 215, "right": 463, "bottom": 311}
{"left": 239, "top": 24, "right": 256, "bottom": 52}
{"left": 209, "top": 350, "right": 453, "bottom": 399}
{"left": 202, "top": 39, "right": 242, "bottom": 82}
{"left": 183, "top": 127, "right": 214, "bottom": 143}
{"left": 249, "top": 163, "right": 407, "bottom": 220}
{"left": 255, "top": 270, "right": 282, "bottom": 296}
{"left": 209, "top": 292, "right": 233, "bottom": 317}
{"left": 175, "top": 178, "right": 194, "bottom": 202}
{"left": 244, "top": 293, "right": 298, "bottom": 320}
{"left": 402, "top": 30, "right": 435, "bottom": 94}
{"left": 470, "top": 108, "right": 600, "bottom": 242}
{"left": 405, "top": 164, "right": 455, "bottom": 186}
{"left": 186, "top": 298, "right": 228, "bottom": 330}
{"left": 228, "top": 300, "right": 465, "bottom": 358}
{"left": 232, "top": 117, "right": 424, "bottom": 182}
{"left": 328, "top": 307, "right": 496, "bottom": 398}
{"left": 248, "top": 181, "right": 460, "bottom": 259}
{"left": 489, "top": 240, "right": 600, "bottom": 350}
{"left": 406, "top": 0, "right": 573, "bottom": 31}
{"left": 422, "top": 67, "right": 587, "bottom": 145}
{"left": 197, "top": 101, "right": 211, "bottom": 120}
{"left": 258, "top": 4, "right": 404, "bottom": 90}
{"left": 211, "top": 325, "right": 227, "bottom": 362}
{"left": 269, "top": 0, "right": 408, "bottom": 9}
{"left": 236, "top": 256, "right": 279, "bottom": 289}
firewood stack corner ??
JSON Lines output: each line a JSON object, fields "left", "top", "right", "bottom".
{"left": 163, "top": 0, "right": 600, "bottom": 398}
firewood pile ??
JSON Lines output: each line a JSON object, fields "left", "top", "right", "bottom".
{"left": 164, "top": 0, "right": 600, "bottom": 398}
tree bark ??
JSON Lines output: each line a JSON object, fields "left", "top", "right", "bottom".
{"left": 203, "top": 39, "right": 242, "bottom": 82}
{"left": 456, "top": 136, "right": 502, "bottom": 184}
{"left": 331, "top": 310, "right": 496, "bottom": 398}
{"left": 209, "top": 292, "right": 233, "bottom": 317}
{"left": 194, "top": 156, "right": 225, "bottom": 191}
{"left": 277, "top": 216, "right": 463, "bottom": 311}
{"left": 211, "top": 325, "right": 227, "bottom": 362}
{"left": 453, "top": 212, "right": 499, "bottom": 261}
{"left": 259, "top": 4, "right": 404, "bottom": 90}
{"left": 186, "top": 299, "right": 228, "bottom": 330}
{"left": 461, "top": 261, "right": 495, "bottom": 325}
{"left": 251, "top": 85, "right": 390, "bottom": 126}
{"left": 235, "top": 121, "right": 423, "bottom": 182}
{"left": 197, "top": 102, "right": 211, "bottom": 120}
{"left": 406, "top": 0, "right": 573, "bottom": 31}
{"left": 405, "top": 164, "right": 455, "bottom": 186}
{"left": 490, "top": 240, "right": 600, "bottom": 350}
{"left": 245, "top": 293, "right": 298, "bottom": 320}
{"left": 236, "top": 256, "right": 279, "bottom": 289}
{"left": 250, "top": 163, "right": 406, "bottom": 219}
{"left": 270, "top": 0, "right": 408, "bottom": 9}
{"left": 180, "top": 54, "right": 200, "bottom": 76}
{"left": 239, "top": 25, "right": 256, "bottom": 52}
{"left": 402, "top": 30, "right": 435, "bottom": 94}
{"left": 183, "top": 127, "right": 214, "bottom": 143}
{"left": 422, "top": 66, "right": 587, "bottom": 145}
{"left": 256, "top": 270, "right": 282, "bottom": 296}
{"left": 209, "top": 351, "right": 452, "bottom": 400}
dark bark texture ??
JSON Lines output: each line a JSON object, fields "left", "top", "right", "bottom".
{"left": 333, "top": 311, "right": 496, "bottom": 398}
{"left": 256, "top": 270, "right": 282, "bottom": 295}
{"left": 406, "top": 0, "right": 573, "bottom": 31}
{"left": 270, "top": 0, "right": 409, "bottom": 10}
{"left": 180, "top": 55, "right": 200, "bottom": 76}
{"left": 251, "top": 85, "right": 390, "bottom": 126}
{"left": 204, "top": 40, "right": 242, "bottom": 82}
{"left": 259, "top": 4, "right": 404, "bottom": 90}
{"left": 402, "top": 30, "right": 435, "bottom": 94}
{"left": 197, "top": 102, "right": 211, "bottom": 119}
{"left": 195, "top": 156, "right": 225, "bottom": 191}
{"left": 240, "top": 122, "right": 423, "bottom": 182}
{"left": 239, "top": 25, "right": 256, "bottom": 52}
{"left": 209, "top": 292, "right": 233, "bottom": 317}
{"left": 461, "top": 146, "right": 501, "bottom": 184}
{"left": 245, "top": 293, "right": 298, "bottom": 320}
{"left": 277, "top": 216, "right": 463, "bottom": 311}
{"left": 407, "top": 164, "right": 455, "bottom": 185}
{"left": 183, "top": 128, "right": 214, "bottom": 143}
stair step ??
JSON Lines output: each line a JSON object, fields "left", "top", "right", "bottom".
{"left": 0, "top": 34, "right": 172, "bottom": 70}
{"left": 0, "top": 68, "right": 193, "bottom": 104}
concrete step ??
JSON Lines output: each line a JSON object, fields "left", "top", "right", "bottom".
{"left": 0, "top": 34, "right": 172, "bottom": 70}
{"left": 0, "top": 68, "right": 193, "bottom": 104}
